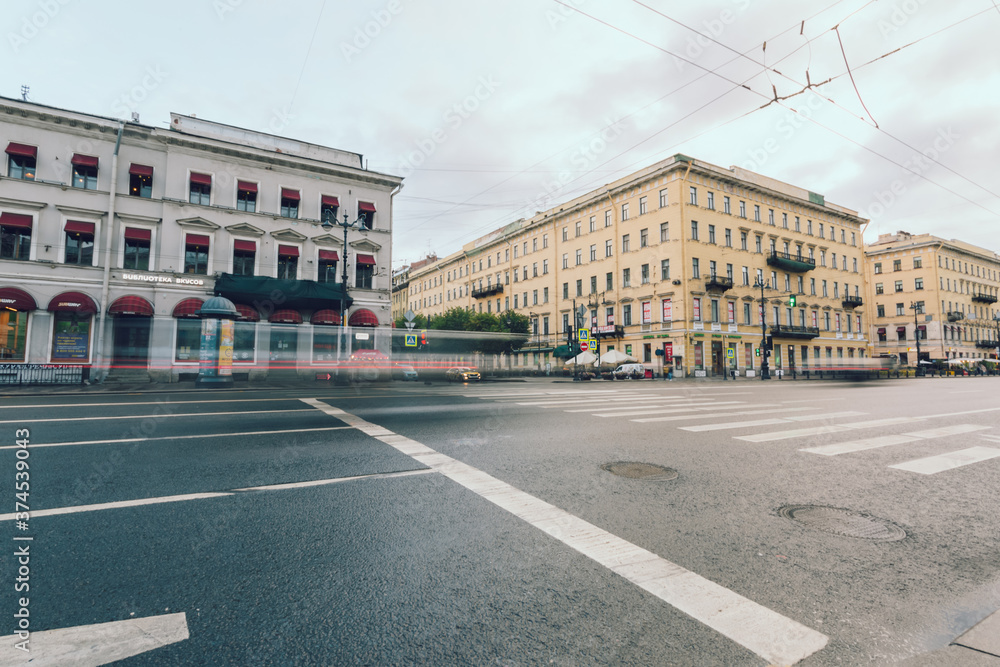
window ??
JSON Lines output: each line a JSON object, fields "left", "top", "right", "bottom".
{"left": 689, "top": 186, "right": 697, "bottom": 205}
{"left": 707, "top": 192, "right": 715, "bottom": 210}
{"left": 742, "top": 266, "right": 749, "bottom": 285}
{"left": 563, "top": 283, "right": 569, "bottom": 300}
{"left": 622, "top": 234, "right": 630, "bottom": 253}
{"left": 623, "top": 268, "right": 631, "bottom": 288}
{"left": 874, "top": 262, "right": 882, "bottom": 274}
{"left": 605, "top": 210, "right": 612, "bottom": 227}
{"left": 893, "top": 259, "right": 902, "bottom": 271}
{"left": 661, "top": 259, "right": 670, "bottom": 281}
{"left": 563, "top": 227, "right": 569, "bottom": 241}
{"left": 692, "top": 257, "right": 700, "bottom": 278}
{"left": 532, "top": 238, "right": 538, "bottom": 252}
{"left": 232, "top": 240, "right": 256, "bottom": 277}
{"left": 317, "top": 250, "right": 338, "bottom": 283}
{"left": 355, "top": 255, "right": 375, "bottom": 289}
{"left": 724, "top": 196, "right": 731, "bottom": 214}
{"left": 543, "top": 287, "right": 549, "bottom": 303}
{"left": 739, "top": 201, "right": 746, "bottom": 218}
{"left": 691, "top": 221, "right": 699, "bottom": 240}
{"left": 708, "top": 225, "right": 716, "bottom": 244}
{"left": 740, "top": 231, "right": 747, "bottom": 250}
{"left": 755, "top": 235, "right": 762, "bottom": 253}
{"left": 184, "top": 234, "right": 210, "bottom": 274}
{"left": 71, "top": 154, "right": 99, "bottom": 190}
{"left": 575, "top": 249, "right": 582, "bottom": 265}
{"left": 896, "top": 303, "right": 905, "bottom": 316}
{"left": 725, "top": 228, "right": 732, "bottom": 247}
{"left": 810, "top": 278, "right": 816, "bottom": 295}
{"left": 621, "top": 203, "right": 629, "bottom": 220}
{"left": 532, "top": 290, "right": 538, "bottom": 306}
{"left": 623, "top": 304, "right": 632, "bottom": 326}
{"left": 589, "top": 216, "right": 596, "bottom": 232}
{"left": 542, "top": 259, "right": 549, "bottom": 275}
{"left": 915, "top": 277, "right": 924, "bottom": 290}
{"left": 913, "top": 256, "right": 922, "bottom": 269}
{"left": 542, "top": 234, "right": 548, "bottom": 249}
{"left": 589, "top": 245, "right": 596, "bottom": 261}
{"left": 606, "top": 272, "right": 613, "bottom": 291}
{"left": 709, "top": 260, "right": 717, "bottom": 278}
{"left": 277, "top": 245, "right": 299, "bottom": 280}
{"left": 877, "top": 304, "right": 885, "bottom": 317}
{"left": 591, "top": 276, "right": 597, "bottom": 293}
{"left": 562, "top": 253, "right": 568, "bottom": 269}
{"left": 358, "top": 202, "right": 376, "bottom": 228}
{"left": 641, "top": 263, "right": 649, "bottom": 284}
{"left": 532, "top": 262, "right": 538, "bottom": 277}
{"left": 894, "top": 280, "right": 903, "bottom": 292}
{"left": 639, "top": 196, "right": 647, "bottom": 215}
{"left": 853, "top": 258, "right": 858, "bottom": 273}
{"left": 822, "top": 280, "right": 828, "bottom": 297}
{"left": 128, "top": 164, "right": 153, "bottom": 198}
{"left": 64, "top": 221, "right": 95, "bottom": 266}
{"left": 605, "top": 240, "right": 613, "bottom": 257}
{"left": 5, "top": 143, "right": 36, "bottom": 180}
{"left": 660, "top": 222, "right": 669, "bottom": 242}
{"left": 123, "top": 228, "right": 151, "bottom": 271}
{"left": 640, "top": 228, "right": 648, "bottom": 248}
{"left": 875, "top": 283, "right": 884, "bottom": 294}
{"left": 659, "top": 189, "right": 668, "bottom": 207}
{"left": 189, "top": 173, "right": 211, "bottom": 204}
{"left": 576, "top": 279, "right": 582, "bottom": 297}
{"left": 0, "top": 214, "right": 32, "bottom": 261}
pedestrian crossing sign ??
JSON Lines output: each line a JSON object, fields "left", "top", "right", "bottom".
{"left": 405, "top": 334, "right": 417, "bottom": 347}
{"left": 578, "top": 328, "right": 590, "bottom": 341}
{"left": 726, "top": 348, "right": 735, "bottom": 359}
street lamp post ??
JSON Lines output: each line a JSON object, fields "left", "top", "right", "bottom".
{"left": 910, "top": 301, "right": 923, "bottom": 375}
{"left": 322, "top": 211, "right": 367, "bottom": 378}
{"left": 753, "top": 278, "right": 772, "bottom": 380}
{"left": 528, "top": 311, "right": 539, "bottom": 373}
{"left": 993, "top": 314, "right": 1000, "bottom": 370}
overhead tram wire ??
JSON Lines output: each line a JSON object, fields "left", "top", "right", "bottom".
{"left": 401, "top": 0, "right": 854, "bottom": 251}
{"left": 547, "top": 1, "right": 1000, "bottom": 221}
{"left": 628, "top": 0, "right": 1000, "bottom": 208}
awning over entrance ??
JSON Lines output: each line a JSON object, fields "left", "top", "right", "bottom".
{"left": 0, "top": 287, "right": 37, "bottom": 311}
{"left": 109, "top": 295, "right": 154, "bottom": 317}
{"left": 269, "top": 309, "right": 302, "bottom": 324}
{"left": 311, "top": 309, "right": 342, "bottom": 326}
{"left": 348, "top": 308, "right": 379, "bottom": 327}
{"left": 48, "top": 291, "right": 99, "bottom": 314}
{"left": 234, "top": 304, "right": 260, "bottom": 322}
{"left": 213, "top": 274, "right": 352, "bottom": 312}
{"left": 172, "top": 298, "right": 204, "bottom": 319}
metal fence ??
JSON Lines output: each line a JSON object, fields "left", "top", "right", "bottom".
{"left": 0, "top": 364, "right": 89, "bottom": 385}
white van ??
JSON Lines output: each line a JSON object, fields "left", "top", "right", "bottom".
{"left": 613, "top": 363, "right": 646, "bottom": 380}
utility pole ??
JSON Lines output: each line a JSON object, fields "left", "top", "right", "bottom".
{"left": 910, "top": 301, "right": 923, "bottom": 375}
{"left": 754, "top": 278, "right": 772, "bottom": 380}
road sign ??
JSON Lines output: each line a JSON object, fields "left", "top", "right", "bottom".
{"left": 579, "top": 341, "right": 589, "bottom": 352}
{"left": 404, "top": 321, "right": 415, "bottom": 330}
{"left": 404, "top": 310, "right": 415, "bottom": 321}
{"left": 404, "top": 334, "right": 417, "bottom": 347}
{"left": 578, "top": 328, "right": 590, "bottom": 341}
{"left": 726, "top": 348, "right": 735, "bottom": 359}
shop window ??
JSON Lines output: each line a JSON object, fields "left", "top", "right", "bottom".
{"left": 234, "top": 322, "right": 256, "bottom": 362}
{"left": 51, "top": 312, "right": 92, "bottom": 362}
{"left": 174, "top": 319, "right": 202, "bottom": 362}
{"left": 0, "top": 310, "right": 28, "bottom": 361}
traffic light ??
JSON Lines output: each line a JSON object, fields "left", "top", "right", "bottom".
{"left": 788, "top": 294, "right": 796, "bottom": 307}
{"left": 764, "top": 334, "right": 773, "bottom": 350}
{"left": 755, "top": 347, "right": 760, "bottom": 357}
{"left": 419, "top": 329, "right": 428, "bottom": 348}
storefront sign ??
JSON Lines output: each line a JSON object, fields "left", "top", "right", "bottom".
{"left": 53, "top": 333, "right": 89, "bottom": 360}
{"left": 199, "top": 319, "right": 219, "bottom": 378}
{"left": 122, "top": 273, "right": 205, "bottom": 286}
{"left": 218, "top": 320, "right": 233, "bottom": 377}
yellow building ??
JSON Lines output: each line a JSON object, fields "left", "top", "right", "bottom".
{"left": 864, "top": 231, "right": 1000, "bottom": 364}
{"left": 403, "top": 154, "right": 870, "bottom": 376}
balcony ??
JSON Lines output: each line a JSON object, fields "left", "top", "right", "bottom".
{"left": 842, "top": 296, "right": 863, "bottom": 309}
{"left": 770, "top": 324, "right": 820, "bottom": 339}
{"left": 947, "top": 311, "right": 964, "bottom": 322}
{"left": 705, "top": 274, "right": 734, "bottom": 292}
{"left": 972, "top": 292, "right": 998, "bottom": 304}
{"left": 471, "top": 284, "right": 503, "bottom": 299}
{"left": 976, "top": 339, "right": 999, "bottom": 349}
{"left": 766, "top": 250, "right": 815, "bottom": 272}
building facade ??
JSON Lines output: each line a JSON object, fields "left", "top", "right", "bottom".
{"left": 864, "top": 231, "right": 1000, "bottom": 364}
{"left": 401, "top": 155, "right": 869, "bottom": 376}
{"left": 0, "top": 96, "right": 401, "bottom": 382}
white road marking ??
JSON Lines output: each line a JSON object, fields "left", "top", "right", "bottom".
{"left": 890, "top": 446, "right": 1000, "bottom": 474}
{"left": 299, "top": 398, "right": 828, "bottom": 665}
{"left": 784, "top": 412, "right": 866, "bottom": 421}
{"left": 0, "top": 426, "right": 353, "bottom": 450}
{"left": 680, "top": 412, "right": 868, "bottom": 432}
{"left": 0, "top": 408, "right": 314, "bottom": 425}
{"left": 735, "top": 417, "right": 917, "bottom": 443}
{"left": 781, "top": 398, "right": 846, "bottom": 403}
{"left": 566, "top": 400, "right": 749, "bottom": 414}
{"left": 0, "top": 397, "right": 303, "bottom": 410}
{"left": 515, "top": 395, "right": 662, "bottom": 406}
{"left": 0, "top": 612, "right": 189, "bottom": 667}
{"left": 981, "top": 434, "right": 1000, "bottom": 443}
{"left": 632, "top": 407, "right": 820, "bottom": 423}
{"left": 234, "top": 468, "right": 433, "bottom": 491}
{"left": 800, "top": 424, "right": 991, "bottom": 456}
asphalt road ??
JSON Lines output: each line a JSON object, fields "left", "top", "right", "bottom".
{"left": 2, "top": 376, "right": 999, "bottom": 665}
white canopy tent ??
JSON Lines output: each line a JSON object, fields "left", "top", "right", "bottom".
{"left": 599, "top": 349, "right": 637, "bottom": 365}
{"left": 564, "top": 350, "right": 598, "bottom": 366}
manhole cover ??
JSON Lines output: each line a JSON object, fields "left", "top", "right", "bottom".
{"left": 778, "top": 505, "right": 907, "bottom": 541}
{"left": 601, "top": 462, "right": 678, "bottom": 481}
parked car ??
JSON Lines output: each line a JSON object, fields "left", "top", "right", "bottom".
{"left": 397, "top": 365, "right": 418, "bottom": 381}
{"left": 613, "top": 363, "right": 646, "bottom": 380}
{"left": 445, "top": 367, "right": 481, "bottom": 382}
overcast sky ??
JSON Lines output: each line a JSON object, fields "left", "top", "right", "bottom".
{"left": 5, "top": 0, "right": 999, "bottom": 268}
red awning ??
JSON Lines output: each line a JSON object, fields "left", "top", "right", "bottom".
{"left": 5, "top": 143, "right": 37, "bottom": 158}
{"left": 358, "top": 201, "right": 376, "bottom": 213}
{"left": 234, "top": 304, "right": 260, "bottom": 322}
{"left": 876, "top": 328, "right": 886, "bottom": 334}
{"left": 65, "top": 220, "right": 96, "bottom": 235}
{"left": 318, "top": 250, "right": 339, "bottom": 261}
{"left": 172, "top": 298, "right": 204, "bottom": 319}
{"left": 348, "top": 308, "right": 379, "bottom": 327}
{"left": 355, "top": 253, "right": 376, "bottom": 266}
{"left": 269, "top": 309, "right": 302, "bottom": 324}
{"left": 71, "top": 154, "right": 99, "bottom": 168}
{"left": 233, "top": 240, "right": 256, "bottom": 252}
{"left": 186, "top": 234, "right": 210, "bottom": 246}
{"left": 108, "top": 295, "right": 154, "bottom": 317}
{"left": 0, "top": 287, "right": 37, "bottom": 311}
{"left": 124, "top": 227, "right": 151, "bottom": 241}
{"left": 237, "top": 180, "right": 258, "bottom": 193}
{"left": 321, "top": 195, "right": 339, "bottom": 207}
{"left": 48, "top": 291, "right": 99, "bottom": 314}
{"left": 311, "top": 309, "right": 342, "bottom": 326}
{"left": 129, "top": 163, "right": 153, "bottom": 177}
{"left": 897, "top": 326, "right": 907, "bottom": 333}
{"left": 281, "top": 188, "right": 300, "bottom": 201}
{"left": 189, "top": 172, "right": 212, "bottom": 186}
{"left": 0, "top": 212, "right": 33, "bottom": 229}
{"left": 917, "top": 325, "right": 926, "bottom": 331}
{"left": 278, "top": 244, "right": 299, "bottom": 257}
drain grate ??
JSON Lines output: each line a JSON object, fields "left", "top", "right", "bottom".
{"left": 601, "top": 462, "right": 678, "bottom": 481}
{"left": 778, "top": 505, "right": 906, "bottom": 541}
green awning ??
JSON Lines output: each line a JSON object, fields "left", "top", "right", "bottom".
{"left": 214, "top": 274, "right": 353, "bottom": 312}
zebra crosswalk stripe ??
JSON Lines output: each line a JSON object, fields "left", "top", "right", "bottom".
{"left": 800, "top": 424, "right": 991, "bottom": 456}
{"left": 889, "top": 446, "right": 1000, "bottom": 475}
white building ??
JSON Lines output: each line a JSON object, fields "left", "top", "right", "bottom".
{"left": 0, "top": 96, "right": 402, "bottom": 382}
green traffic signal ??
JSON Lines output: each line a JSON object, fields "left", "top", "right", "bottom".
{"left": 789, "top": 294, "right": 797, "bottom": 307}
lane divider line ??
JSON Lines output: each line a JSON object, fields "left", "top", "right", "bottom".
{"left": 299, "top": 398, "right": 828, "bottom": 665}
{"left": 0, "top": 408, "right": 314, "bottom": 425}
{"left": 0, "top": 426, "right": 353, "bottom": 450}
